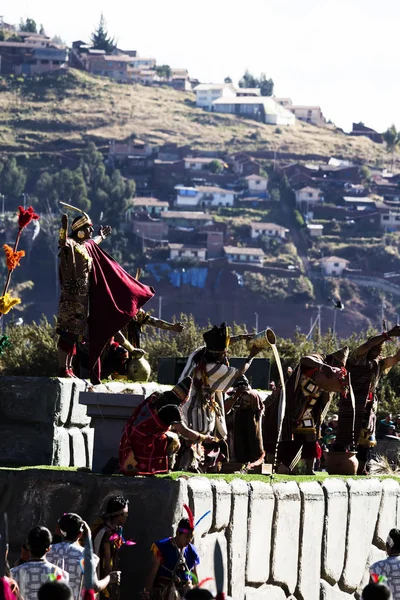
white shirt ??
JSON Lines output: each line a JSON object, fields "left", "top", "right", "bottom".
{"left": 11, "top": 559, "right": 69, "bottom": 600}
{"left": 370, "top": 555, "right": 400, "bottom": 599}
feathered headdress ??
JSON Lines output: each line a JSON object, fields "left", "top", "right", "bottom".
{"left": 179, "top": 504, "right": 211, "bottom": 533}
{"left": 59, "top": 201, "right": 92, "bottom": 231}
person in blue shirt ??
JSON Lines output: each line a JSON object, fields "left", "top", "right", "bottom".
{"left": 142, "top": 517, "right": 200, "bottom": 600}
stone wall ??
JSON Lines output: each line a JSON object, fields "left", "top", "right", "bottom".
{"left": 0, "top": 470, "right": 398, "bottom": 600}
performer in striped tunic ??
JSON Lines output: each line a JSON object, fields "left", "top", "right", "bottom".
{"left": 177, "top": 323, "right": 259, "bottom": 471}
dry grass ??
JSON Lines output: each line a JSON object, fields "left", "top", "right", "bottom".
{"left": 0, "top": 70, "right": 397, "bottom": 167}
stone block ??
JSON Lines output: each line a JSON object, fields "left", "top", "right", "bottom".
{"left": 187, "top": 477, "right": 213, "bottom": 539}
{"left": 68, "top": 380, "right": 91, "bottom": 427}
{"left": 245, "top": 584, "right": 287, "bottom": 600}
{"left": 196, "top": 531, "right": 228, "bottom": 596}
{"left": 359, "top": 545, "right": 388, "bottom": 592}
{"left": 297, "top": 481, "right": 325, "bottom": 600}
{"left": 82, "top": 427, "right": 94, "bottom": 469}
{"left": 0, "top": 377, "right": 72, "bottom": 425}
{"left": 322, "top": 478, "right": 349, "bottom": 585}
{"left": 341, "top": 479, "right": 382, "bottom": 592}
{"left": 210, "top": 479, "right": 232, "bottom": 531}
{"left": 374, "top": 478, "right": 399, "bottom": 550}
{"left": 321, "top": 581, "right": 355, "bottom": 599}
{"left": 0, "top": 424, "right": 55, "bottom": 467}
{"left": 52, "top": 427, "right": 71, "bottom": 466}
{"left": 68, "top": 428, "right": 87, "bottom": 468}
{"left": 246, "top": 481, "right": 274, "bottom": 584}
{"left": 227, "top": 479, "right": 249, "bottom": 600}
{"left": 271, "top": 482, "right": 301, "bottom": 595}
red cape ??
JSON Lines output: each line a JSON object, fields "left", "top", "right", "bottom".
{"left": 86, "top": 240, "right": 154, "bottom": 383}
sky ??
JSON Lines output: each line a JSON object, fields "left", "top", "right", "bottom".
{"left": 4, "top": 0, "right": 400, "bottom": 132}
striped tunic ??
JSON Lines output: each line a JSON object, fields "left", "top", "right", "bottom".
{"left": 180, "top": 354, "right": 238, "bottom": 438}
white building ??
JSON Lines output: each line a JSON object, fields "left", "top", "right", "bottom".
{"left": 249, "top": 222, "right": 289, "bottom": 240}
{"left": 126, "top": 197, "right": 168, "bottom": 217}
{"left": 306, "top": 223, "right": 324, "bottom": 238}
{"left": 168, "top": 244, "right": 207, "bottom": 261}
{"left": 194, "top": 83, "right": 236, "bottom": 110}
{"left": 212, "top": 96, "right": 296, "bottom": 126}
{"left": 245, "top": 174, "right": 268, "bottom": 195}
{"left": 223, "top": 245, "right": 265, "bottom": 264}
{"left": 381, "top": 212, "right": 400, "bottom": 231}
{"left": 275, "top": 98, "right": 326, "bottom": 126}
{"left": 184, "top": 157, "right": 224, "bottom": 171}
{"left": 174, "top": 185, "right": 236, "bottom": 208}
{"left": 320, "top": 256, "right": 349, "bottom": 276}
{"left": 295, "top": 186, "right": 324, "bottom": 209}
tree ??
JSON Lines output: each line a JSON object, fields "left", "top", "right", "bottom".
{"left": 383, "top": 125, "right": 400, "bottom": 173}
{"left": 19, "top": 18, "right": 37, "bottom": 33}
{"left": 155, "top": 65, "right": 171, "bottom": 80}
{"left": 91, "top": 14, "right": 115, "bottom": 53}
{"left": 0, "top": 31, "right": 5, "bottom": 42}
{"left": 0, "top": 158, "right": 26, "bottom": 200}
{"left": 39, "top": 24, "right": 46, "bottom": 35}
{"left": 238, "top": 70, "right": 274, "bottom": 96}
{"left": 208, "top": 159, "right": 223, "bottom": 174}
{"left": 224, "top": 76, "right": 232, "bottom": 83}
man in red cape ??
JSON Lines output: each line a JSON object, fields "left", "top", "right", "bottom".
{"left": 57, "top": 205, "right": 154, "bottom": 383}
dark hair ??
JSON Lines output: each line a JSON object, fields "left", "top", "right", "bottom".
{"left": 387, "top": 528, "right": 400, "bottom": 552}
{"left": 106, "top": 496, "right": 129, "bottom": 515}
{"left": 58, "top": 513, "right": 83, "bottom": 541}
{"left": 38, "top": 581, "right": 73, "bottom": 600}
{"left": 177, "top": 518, "right": 193, "bottom": 533}
{"left": 362, "top": 582, "right": 392, "bottom": 599}
{"left": 27, "top": 526, "right": 52, "bottom": 557}
{"left": 184, "top": 589, "right": 213, "bottom": 600}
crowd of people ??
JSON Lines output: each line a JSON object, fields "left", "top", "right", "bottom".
{"left": 1, "top": 494, "right": 400, "bottom": 600}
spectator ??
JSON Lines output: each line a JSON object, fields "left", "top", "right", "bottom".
{"left": 362, "top": 582, "right": 392, "bottom": 599}
{"left": 11, "top": 527, "right": 68, "bottom": 600}
{"left": 370, "top": 528, "right": 400, "bottom": 599}
{"left": 38, "top": 581, "right": 73, "bottom": 600}
{"left": 395, "top": 416, "right": 400, "bottom": 435}
{"left": 377, "top": 414, "right": 395, "bottom": 440}
{"left": 47, "top": 514, "right": 120, "bottom": 600}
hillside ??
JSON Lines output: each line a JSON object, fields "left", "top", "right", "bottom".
{"left": 0, "top": 69, "right": 396, "bottom": 168}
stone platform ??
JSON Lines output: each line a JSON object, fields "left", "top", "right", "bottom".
{"left": 0, "top": 469, "right": 397, "bottom": 600}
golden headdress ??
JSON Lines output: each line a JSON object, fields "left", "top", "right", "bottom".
{"left": 59, "top": 201, "right": 92, "bottom": 231}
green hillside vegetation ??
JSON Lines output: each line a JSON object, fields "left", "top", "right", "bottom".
{"left": 0, "top": 69, "right": 397, "bottom": 168}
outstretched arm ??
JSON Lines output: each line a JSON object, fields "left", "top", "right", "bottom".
{"left": 146, "top": 316, "right": 184, "bottom": 332}
{"left": 382, "top": 347, "right": 400, "bottom": 371}
{"left": 230, "top": 333, "right": 255, "bottom": 344}
{"left": 93, "top": 225, "right": 112, "bottom": 245}
{"left": 172, "top": 422, "right": 215, "bottom": 443}
{"left": 59, "top": 214, "right": 68, "bottom": 247}
{"left": 353, "top": 326, "right": 400, "bottom": 357}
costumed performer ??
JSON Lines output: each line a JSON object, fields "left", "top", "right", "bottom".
{"left": 119, "top": 377, "right": 215, "bottom": 475}
{"left": 177, "top": 323, "right": 259, "bottom": 472}
{"left": 263, "top": 347, "right": 349, "bottom": 474}
{"left": 224, "top": 375, "right": 265, "bottom": 468}
{"left": 141, "top": 506, "right": 201, "bottom": 600}
{"left": 56, "top": 204, "right": 154, "bottom": 382}
{"left": 91, "top": 496, "right": 129, "bottom": 600}
{"left": 334, "top": 326, "right": 400, "bottom": 474}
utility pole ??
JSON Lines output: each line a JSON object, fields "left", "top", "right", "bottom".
{"left": 158, "top": 296, "right": 162, "bottom": 320}
{"left": 254, "top": 312, "right": 259, "bottom": 332}
{"left": 0, "top": 194, "right": 4, "bottom": 217}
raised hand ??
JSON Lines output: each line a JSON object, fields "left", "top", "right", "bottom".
{"left": 99, "top": 225, "right": 112, "bottom": 239}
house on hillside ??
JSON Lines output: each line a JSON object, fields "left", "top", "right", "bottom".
{"left": 236, "top": 88, "right": 261, "bottom": 97}
{"left": 249, "top": 222, "right": 289, "bottom": 241}
{"left": 0, "top": 35, "right": 68, "bottom": 75}
{"left": 244, "top": 174, "right": 268, "bottom": 196}
{"left": 184, "top": 157, "right": 225, "bottom": 171}
{"left": 381, "top": 212, "right": 400, "bottom": 231}
{"left": 168, "top": 243, "right": 207, "bottom": 261}
{"left": 230, "top": 154, "right": 261, "bottom": 176}
{"left": 212, "top": 96, "right": 296, "bottom": 126}
{"left": 320, "top": 256, "right": 349, "bottom": 276}
{"left": 161, "top": 211, "right": 213, "bottom": 229}
{"left": 295, "top": 186, "right": 324, "bottom": 210}
{"left": 306, "top": 223, "right": 324, "bottom": 238}
{"left": 223, "top": 246, "right": 265, "bottom": 264}
{"left": 351, "top": 123, "right": 383, "bottom": 144}
{"left": 194, "top": 83, "right": 236, "bottom": 110}
{"left": 274, "top": 98, "right": 326, "bottom": 126}
{"left": 126, "top": 197, "right": 168, "bottom": 217}
{"left": 132, "top": 214, "right": 168, "bottom": 242}
{"left": 343, "top": 196, "right": 376, "bottom": 211}
{"left": 174, "top": 185, "right": 236, "bottom": 208}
